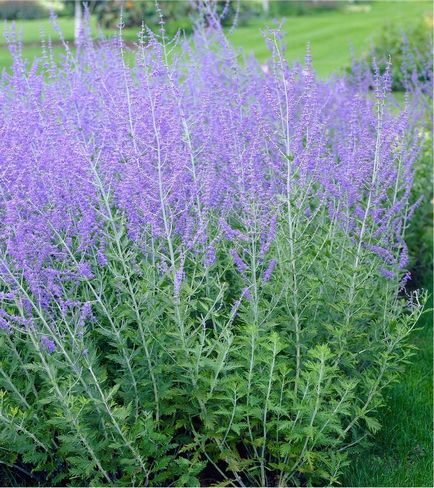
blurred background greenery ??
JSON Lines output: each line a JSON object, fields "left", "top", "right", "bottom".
{"left": 0, "top": 1, "right": 432, "bottom": 77}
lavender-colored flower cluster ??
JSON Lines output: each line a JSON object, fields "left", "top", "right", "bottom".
{"left": 0, "top": 25, "right": 420, "bottom": 305}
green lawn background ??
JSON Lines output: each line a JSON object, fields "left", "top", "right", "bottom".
{"left": 1, "top": 1, "right": 432, "bottom": 75}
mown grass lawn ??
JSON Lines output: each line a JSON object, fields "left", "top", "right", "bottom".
{"left": 229, "top": 0, "right": 432, "bottom": 75}
{"left": 1, "top": 1, "right": 432, "bottom": 75}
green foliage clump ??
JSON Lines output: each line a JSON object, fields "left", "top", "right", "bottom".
{"left": 94, "top": 0, "right": 192, "bottom": 29}
{"left": 406, "top": 131, "right": 433, "bottom": 287}
{"left": 269, "top": 0, "right": 343, "bottom": 17}
{"left": 360, "top": 19, "right": 433, "bottom": 91}
{"left": 0, "top": 0, "right": 47, "bottom": 20}
{"left": 0, "top": 201, "right": 425, "bottom": 486}
{"left": 93, "top": 0, "right": 261, "bottom": 33}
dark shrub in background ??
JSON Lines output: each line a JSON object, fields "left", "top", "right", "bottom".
{"left": 93, "top": 0, "right": 343, "bottom": 31}
{"left": 269, "top": 0, "right": 343, "bottom": 17}
{"left": 0, "top": 0, "right": 47, "bottom": 20}
{"left": 94, "top": 0, "right": 192, "bottom": 29}
{"left": 93, "top": 0, "right": 262, "bottom": 34}
{"left": 356, "top": 19, "right": 433, "bottom": 91}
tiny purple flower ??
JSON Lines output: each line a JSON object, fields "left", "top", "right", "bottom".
{"left": 230, "top": 249, "right": 248, "bottom": 273}
{"left": 263, "top": 259, "right": 277, "bottom": 283}
{"left": 77, "top": 262, "right": 94, "bottom": 280}
{"left": 41, "top": 335, "right": 56, "bottom": 353}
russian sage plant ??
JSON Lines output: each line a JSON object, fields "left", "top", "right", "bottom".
{"left": 0, "top": 10, "right": 429, "bottom": 487}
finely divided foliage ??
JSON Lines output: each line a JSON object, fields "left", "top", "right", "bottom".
{"left": 0, "top": 7, "right": 429, "bottom": 487}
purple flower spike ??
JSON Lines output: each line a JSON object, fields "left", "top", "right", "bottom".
{"left": 263, "top": 259, "right": 277, "bottom": 283}
{"left": 40, "top": 335, "right": 56, "bottom": 353}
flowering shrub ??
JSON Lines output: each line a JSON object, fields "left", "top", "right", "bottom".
{"left": 350, "top": 18, "right": 433, "bottom": 92}
{"left": 348, "top": 18, "right": 433, "bottom": 131}
{"left": 0, "top": 10, "right": 429, "bottom": 487}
